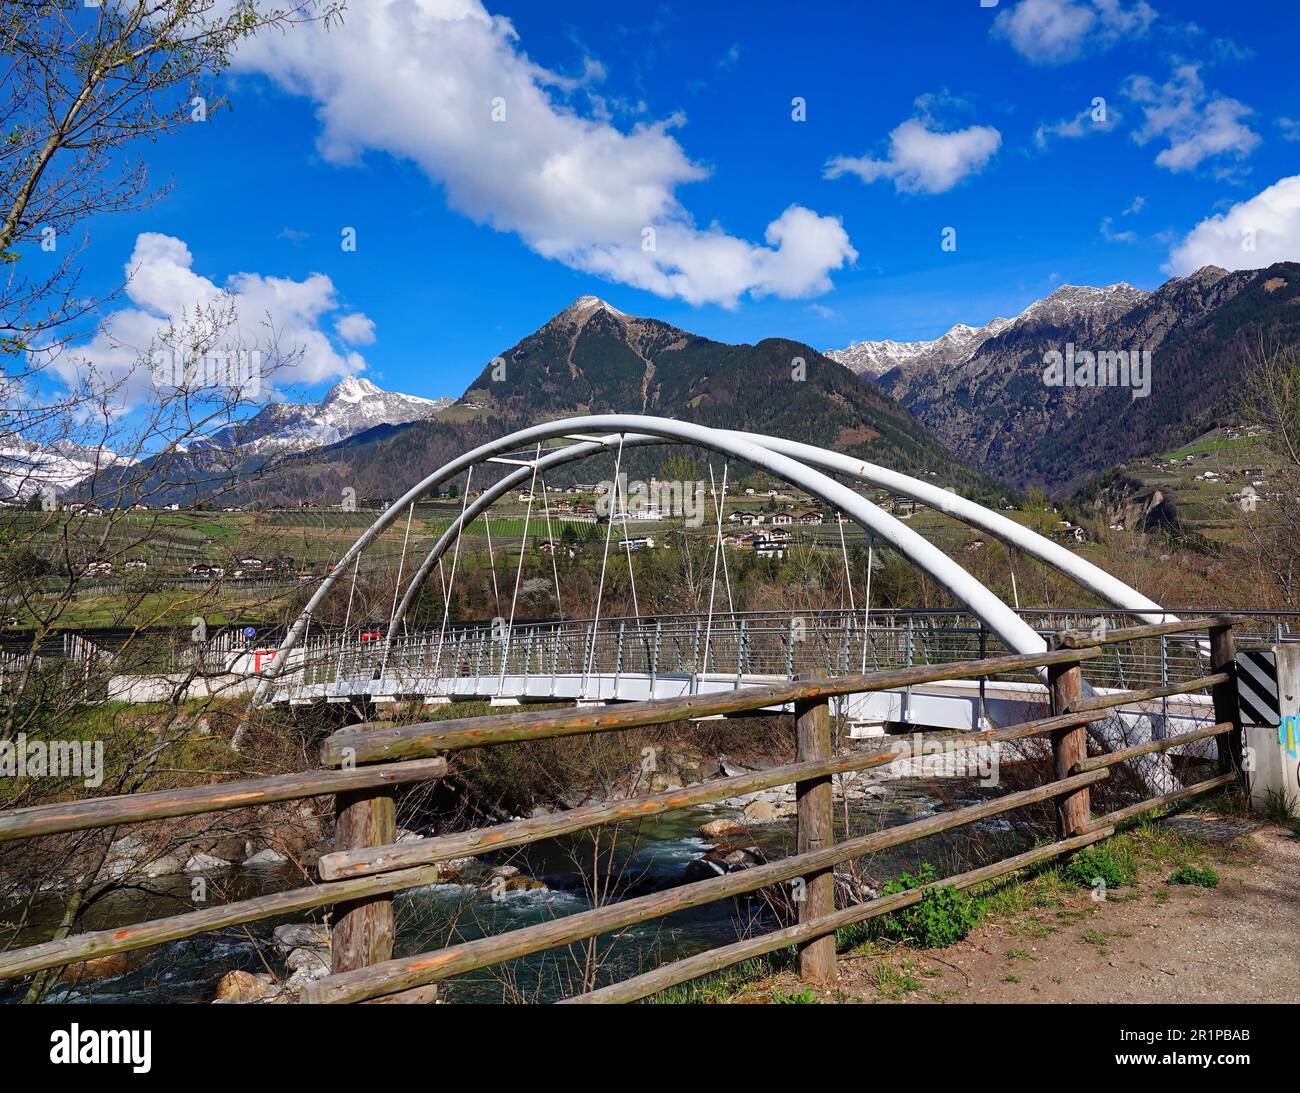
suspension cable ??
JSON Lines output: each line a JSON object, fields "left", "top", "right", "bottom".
{"left": 335, "top": 554, "right": 360, "bottom": 679}
{"left": 701, "top": 461, "right": 730, "bottom": 680}
{"left": 431, "top": 466, "right": 473, "bottom": 687}
{"left": 539, "top": 473, "right": 564, "bottom": 621}
{"left": 583, "top": 433, "right": 625, "bottom": 696}
{"left": 499, "top": 445, "right": 541, "bottom": 687}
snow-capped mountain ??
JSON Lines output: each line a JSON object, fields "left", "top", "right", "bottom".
{"left": 825, "top": 282, "right": 1149, "bottom": 381}
{"left": 197, "top": 376, "right": 453, "bottom": 454}
{"left": 826, "top": 317, "right": 1014, "bottom": 378}
{"left": 0, "top": 439, "right": 132, "bottom": 502}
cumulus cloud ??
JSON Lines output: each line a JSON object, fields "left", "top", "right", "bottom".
{"left": 53, "top": 232, "right": 369, "bottom": 407}
{"left": 825, "top": 117, "right": 1001, "bottom": 195}
{"left": 993, "top": 0, "right": 1156, "bottom": 66}
{"left": 228, "top": 0, "right": 853, "bottom": 307}
{"left": 335, "top": 312, "right": 377, "bottom": 345}
{"left": 1125, "top": 63, "right": 1260, "bottom": 173}
{"left": 1166, "top": 175, "right": 1300, "bottom": 273}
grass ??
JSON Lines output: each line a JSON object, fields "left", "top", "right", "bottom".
{"left": 1167, "top": 866, "right": 1220, "bottom": 888}
{"left": 646, "top": 814, "right": 1256, "bottom": 1004}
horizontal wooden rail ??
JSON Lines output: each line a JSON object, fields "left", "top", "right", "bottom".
{"left": 0, "top": 759, "right": 448, "bottom": 843}
{"left": 302, "top": 768, "right": 1109, "bottom": 1003}
{"left": 319, "top": 647, "right": 1103, "bottom": 766}
{"left": 562, "top": 827, "right": 1114, "bottom": 1004}
{"left": 319, "top": 709, "right": 1109, "bottom": 880}
{"left": 1079, "top": 773, "right": 1237, "bottom": 835}
{"left": 1068, "top": 672, "right": 1229, "bottom": 714}
{"left": 0, "top": 865, "right": 440, "bottom": 982}
{"left": 1072, "top": 722, "right": 1232, "bottom": 773}
{"left": 1054, "top": 614, "right": 1234, "bottom": 649}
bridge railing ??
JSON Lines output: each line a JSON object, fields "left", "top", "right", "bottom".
{"left": 0, "top": 615, "right": 1245, "bottom": 1003}
{"left": 279, "top": 607, "right": 1234, "bottom": 702}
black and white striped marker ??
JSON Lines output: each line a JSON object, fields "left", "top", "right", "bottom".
{"left": 1236, "top": 650, "right": 1280, "bottom": 726}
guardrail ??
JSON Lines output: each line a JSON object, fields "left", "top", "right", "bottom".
{"left": 0, "top": 615, "right": 1245, "bottom": 1003}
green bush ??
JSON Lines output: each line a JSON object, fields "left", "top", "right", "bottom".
{"left": 1062, "top": 845, "right": 1134, "bottom": 889}
{"left": 1167, "top": 866, "right": 1220, "bottom": 888}
{"left": 873, "top": 864, "right": 984, "bottom": 949}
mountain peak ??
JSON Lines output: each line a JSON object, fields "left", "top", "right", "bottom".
{"left": 324, "top": 375, "right": 382, "bottom": 403}
{"left": 557, "top": 295, "right": 629, "bottom": 323}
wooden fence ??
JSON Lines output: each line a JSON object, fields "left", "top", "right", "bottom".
{"left": 0, "top": 615, "right": 1244, "bottom": 1003}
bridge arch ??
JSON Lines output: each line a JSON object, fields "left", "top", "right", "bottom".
{"left": 256, "top": 415, "right": 1064, "bottom": 701}
{"left": 385, "top": 428, "right": 1172, "bottom": 639}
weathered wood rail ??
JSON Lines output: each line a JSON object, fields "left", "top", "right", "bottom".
{"left": 0, "top": 614, "right": 1245, "bottom": 1002}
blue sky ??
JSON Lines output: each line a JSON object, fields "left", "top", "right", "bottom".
{"left": 41, "top": 0, "right": 1300, "bottom": 406}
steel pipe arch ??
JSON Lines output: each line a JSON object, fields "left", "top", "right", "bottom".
{"left": 255, "top": 415, "right": 1061, "bottom": 701}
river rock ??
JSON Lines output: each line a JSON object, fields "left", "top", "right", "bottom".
{"left": 683, "top": 845, "right": 765, "bottom": 883}
{"left": 286, "top": 946, "right": 329, "bottom": 976}
{"left": 184, "top": 852, "right": 230, "bottom": 873}
{"left": 395, "top": 827, "right": 423, "bottom": 843}
{"left": 742, "top": 800, "right": 778, "bottom": 822}
{"left": 699, "top": 818, "right": 746, "bottom": 839}
{"left": 142, "top": 853, "right": 187, "bottom": 878}
{"left": 103, "top": 835, "right": 150, "bottom": 880}
{"left": 483, "top": 864, "right": 521, "bottom": 883}
{"left": 244, "top": 848, "right": 289, "bottom": 866}
{"left": 214, "top": 970, "right": 280, "bottom": 1003}
{"left": 272, "top": 923, "right": 329, "bottom": 955}
{"left": 60, "top": 950, "right": 144, "bottom": 984}
{"left": 503, "top": 876, "right": 548, "bottom": 893}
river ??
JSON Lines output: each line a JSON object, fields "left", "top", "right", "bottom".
{"left": 3, "top": 774, "right": 1038, "bottom": 1004}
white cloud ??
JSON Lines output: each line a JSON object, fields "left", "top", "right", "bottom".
{"left": 1100, "top": 216, "right": 1137, "bottom": 243}
{"left": 335, "top": 312, "right": 377, "bottom": 345}
{"left": 825, "top": 118, "right": 1001, "bottom": 195}
{"left": 1125, "top": 63, "right": 1260, "bottom": 173}
{"left": 993, "top": 0, "right": 1156, "bottom": 66}
{"left": 1166, "top": 175, "right": 1300, "bottom": 273}
{"left": 1034, "top": 102, "right": 1121, "bottom": 149}
{"left": 53, "top": 232, "right": 369, "bottom": 407}
{"left": 229, "top": 1, "right": 854, "bottom": 308}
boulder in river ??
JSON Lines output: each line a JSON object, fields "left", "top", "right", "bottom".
{"left": 699, "top": 818, "right": 746, "bottom": 839}
{"left": 742, "top": 800, "right": 778, "bottom": 822}
{"left": 244, "top": 848, "right": 289, "bottom": 866}
{"left": 272, "top": 923, "right": 329, "bottom": 956}
{"left": 213, "top": 970, "right": 280, "bottom": 1003}
{"left": 683, "top": 845, "right": 766, "bottom": 883}
{"left": 184, "top": 852, "right": 230, "bottom": 873}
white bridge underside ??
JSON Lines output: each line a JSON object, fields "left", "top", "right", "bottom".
{"left": 271, "top": 669, "right": 1215, "bottom": 759}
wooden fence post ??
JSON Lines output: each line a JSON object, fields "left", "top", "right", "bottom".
{"left": 1047, "top": 639, "right": 1089, "bottom": 838}
{"left": 331, "top": 786, "right": 397, "bottom": 974}
{"left": 794, "top": 678, "right": 836, "bottom": 985}
{"left": 1208, "top": 622, "right": 1243, "bottom": 784}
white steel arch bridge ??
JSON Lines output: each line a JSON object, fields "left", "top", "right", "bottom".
{"left": 250, "top": 415, "right": 1213, "bottom": 788}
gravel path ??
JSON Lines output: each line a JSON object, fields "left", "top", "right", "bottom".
{"left": 758, "top": 819, "right": 1300, "bottom": 1004}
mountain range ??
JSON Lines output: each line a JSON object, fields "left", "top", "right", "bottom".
{"left": 194, "top": 375, "right": 452, "bottom": 454}
{"left": 68, "top": 261, "right": 1300, "bottom": 507}
{"left": 827, "top": 263, "right": 1300, "bottom": 493}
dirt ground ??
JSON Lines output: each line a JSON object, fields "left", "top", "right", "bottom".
{"left": 750, "top": 816, "right": 1300, "bottom": 1004}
